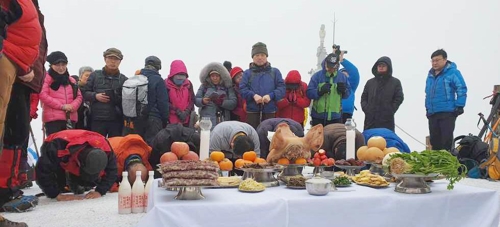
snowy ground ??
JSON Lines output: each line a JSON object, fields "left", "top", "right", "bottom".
{"left": 2, "top": 178, "right": 500, "bottom": 227}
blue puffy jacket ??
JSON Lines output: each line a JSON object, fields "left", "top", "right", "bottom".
{"left": 425, "top": 61, "right": 467, "bottom": 115}
{"left": 340, "top": 59, "right": 360, "bottom": 115}
{"left": 239, "top": 63, "right": 286, "bottom": 113}
{"left": 362, "top": 128, "right": 411, "bottom": 153}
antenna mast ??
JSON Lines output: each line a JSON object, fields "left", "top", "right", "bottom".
{"left": 332, "top": 13, "right": 338, "bottom": 46}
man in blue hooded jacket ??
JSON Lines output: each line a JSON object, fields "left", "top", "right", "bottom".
{"left": 425, "top": 49, "right": 467, "bottom": 151}
{"left": 307, "top": 53, "right": 351, "bottom": 126}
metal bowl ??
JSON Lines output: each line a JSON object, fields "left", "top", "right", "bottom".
{"left": 305, "top": 177, "right": 332, "bottom": 196}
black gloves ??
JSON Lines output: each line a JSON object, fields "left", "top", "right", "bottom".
{"left": 176, "top": 109, "right": 189, "bottom": 121}
{"left": 318, "top": 83, "right": 332, "bottom": 96}
{"left": 337, "top": 82, "right": 346, "bottom": 95}
{"left": 454, "top": 107, "right": 464, "bottom": 116}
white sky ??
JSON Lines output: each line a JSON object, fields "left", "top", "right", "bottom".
{"left": 32, "top": 0, "right": 500, "bottom": 151}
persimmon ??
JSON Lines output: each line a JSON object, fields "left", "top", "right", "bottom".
{"left": 294, "top": 158, "right": 307, "bottom": 165}
{"left": 235, "top": 159, "right": 246, "bottom": 168}
{"left": 254, "top": 158, "right": 267, "bottom": 164}
{"left": 219, "top": 160, "right": 234, "bottom": 171}
{"left": 210, "top": 151, "right": 225, "bottom": 162}
{"left": 277, "top": 158, "right": 290, "bottom": 165}
{"left": 243, "top": 151, "right": 257, "bottom": 162}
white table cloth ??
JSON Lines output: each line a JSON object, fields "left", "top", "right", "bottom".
{"left": 138, "top": 179, "right": 499, "bottom": 227}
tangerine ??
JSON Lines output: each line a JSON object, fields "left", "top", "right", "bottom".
{"left": 294, "top": 158, "right": 307, "bottom": 165}
{"left": 277, "top": 158, "right": 290, "bottom": 165}
{"left": 219, "top": 160, "right": 234, "bottom": 171}
{"left": 254, "top": 158, "right": 267, "bottom": 164}
{"left": 210, "top": 151, "right": 225, "bottom": 162}
{"left": 243, "top": 151, "right": 257, "bottom": 162}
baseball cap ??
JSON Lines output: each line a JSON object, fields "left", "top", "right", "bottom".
{"left": 325, "top": 53, "right": 339, "bottom": 67}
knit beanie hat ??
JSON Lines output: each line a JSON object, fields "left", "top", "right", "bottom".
{"left": 223, "top": 61, "right": 232, "bottom": 72}
{"left": 251, "top": 42, "right": 268, "bottom": 57}
{"left": 79, "top": 147, "right": 108, "bottom": 176}
{"left": 47, "top": 51, "right": 68, "bottom": 65}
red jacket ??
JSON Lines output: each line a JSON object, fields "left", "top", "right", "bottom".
{"left": 1, "top": 0, "right": 42, "bottom": 74}
{"left": 276, "top": 70, "right": 311, "bottom": 126}
{"left": 30, "top": 92, "right": 39, "bottom": 120}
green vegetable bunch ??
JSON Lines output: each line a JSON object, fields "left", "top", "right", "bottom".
{"left": 333, "top": 176, "right": 351, "bottom": 186}
{"left": 387, "top": 150, "right": 467, "bottom": 190}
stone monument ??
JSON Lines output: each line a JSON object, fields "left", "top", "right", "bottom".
{"left": 309, "top": 24, "right": 328, "bottom": 76}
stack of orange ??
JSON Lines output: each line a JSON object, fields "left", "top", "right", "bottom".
{"left": 276, "top": 157, "right": 308, "bottom": 165}
{"left": 234, "top": 151, "right": 266, "bottom": 168}
{"left": 209, "top": 151, "right": 233, "bottom": 171}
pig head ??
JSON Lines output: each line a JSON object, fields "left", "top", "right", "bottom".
{"left": 266, "top": 123, "right": 324, "bottom": 163}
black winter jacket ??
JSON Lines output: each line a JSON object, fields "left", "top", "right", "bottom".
{"left": 82, "top": 68, "right": 127, "bottom": 121}
{"left": 361, "top": 56, "right": 404, "bottom": 131}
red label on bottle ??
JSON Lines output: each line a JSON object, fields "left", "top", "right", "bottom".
{"left": 119, "top": 195, "right": 131, "bottom": 209}
{"left": 132, "top": 193, "right": 144, "bottom": 208}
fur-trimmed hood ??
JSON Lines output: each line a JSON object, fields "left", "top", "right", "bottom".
{"left": 199, "top": 62, "right": 232, "bottom": 88}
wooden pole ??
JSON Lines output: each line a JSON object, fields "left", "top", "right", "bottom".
{"left": 426, "top": 136, "right": 432, "bottom": 150}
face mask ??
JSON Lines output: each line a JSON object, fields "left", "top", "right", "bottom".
{"left": 173, "top": 78, "right": 185, "bottom": 86}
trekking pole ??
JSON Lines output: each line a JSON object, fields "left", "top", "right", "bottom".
{"left": 478, "top": 113, "right": 498, "bottom": 139}
{"left": 259, "top": 103, "right": 263, "bottom": 125}
{"left": 29, "top": 125, "right": 40, "bottom": 158}
{"left": 323, "top": 88, "right": 329, "bottom": 126}
{"left": 479, "top": 93, "right": 500, "bottom": 138}
{"left": 65, "top": 111, "right": 73, "bottom": 130}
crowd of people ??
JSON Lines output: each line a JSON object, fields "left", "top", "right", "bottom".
{"left": 0, "top": 0, "right": 468, "bottom": 226}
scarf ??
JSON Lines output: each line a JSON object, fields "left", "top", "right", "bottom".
{"left": 48, "top": 68, "right": 70, "bottom": 91}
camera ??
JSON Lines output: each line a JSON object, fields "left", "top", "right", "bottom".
{"left": 332, "top": 44, "right": 348, "bottom": 55}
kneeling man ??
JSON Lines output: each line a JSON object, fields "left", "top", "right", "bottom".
{"left": 35, "top": 130, "right": 117, "bottom": 201}
{"left": 108, "top": 134, "right": 153, "bottom": 191}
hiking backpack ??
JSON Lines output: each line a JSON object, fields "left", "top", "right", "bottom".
{"left": 480, "top": 137, "right": 500, "bottom": 180}
{"left": 451, "top": 134, "right": 489, "bottom": 178}
{"left": 122, "top": 74, "right": 149, "bottom": 120}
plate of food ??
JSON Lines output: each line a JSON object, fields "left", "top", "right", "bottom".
{"left": 332, "top": 176, "right": 352, "bottom": 187}
{"left": 286, "top": 175, "right": 306, "bottom": 189}
{"left": 352, "top": 170, "right": 390, "bottom": 188}
{"left": 238, "top": 163, "right": 285, "bottom": 172}
{"left": 238, "top": 178, "right": 266, "bottom": 193}
{"left": 355, "top": 182, "right": 389, "bottom": 188}
{"left": 205, "top": 176, "right": 242, "bottom": 188}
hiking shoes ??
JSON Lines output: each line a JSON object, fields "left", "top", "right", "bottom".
{"left": 1, "top": 196, "right": 38, "bottom": 213}
{"left": 0, "top": 217, "right": 28, "bottom": 227}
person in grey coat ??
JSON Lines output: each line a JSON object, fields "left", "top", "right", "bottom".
{"left": 209, "top": 121, "right": 260, "bottom": 158}
{"left": 256, "top": 118, "right": 304, "bottom": 159}
{"left": 195, "top": 62, "right": 237, "bottom": 129}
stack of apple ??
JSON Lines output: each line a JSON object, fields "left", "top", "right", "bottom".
{"left": 160, "top": 142, "right": 199, "bottom": 163}
{"left": 308, "top": 149, "right": 335, "bottom": 167}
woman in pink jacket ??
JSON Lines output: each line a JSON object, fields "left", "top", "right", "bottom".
{"left": 39, "top": 51, "right": 82, "bottom": 135}
{"left": 165, "top": 60, "right": 195, "bottom": 127}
